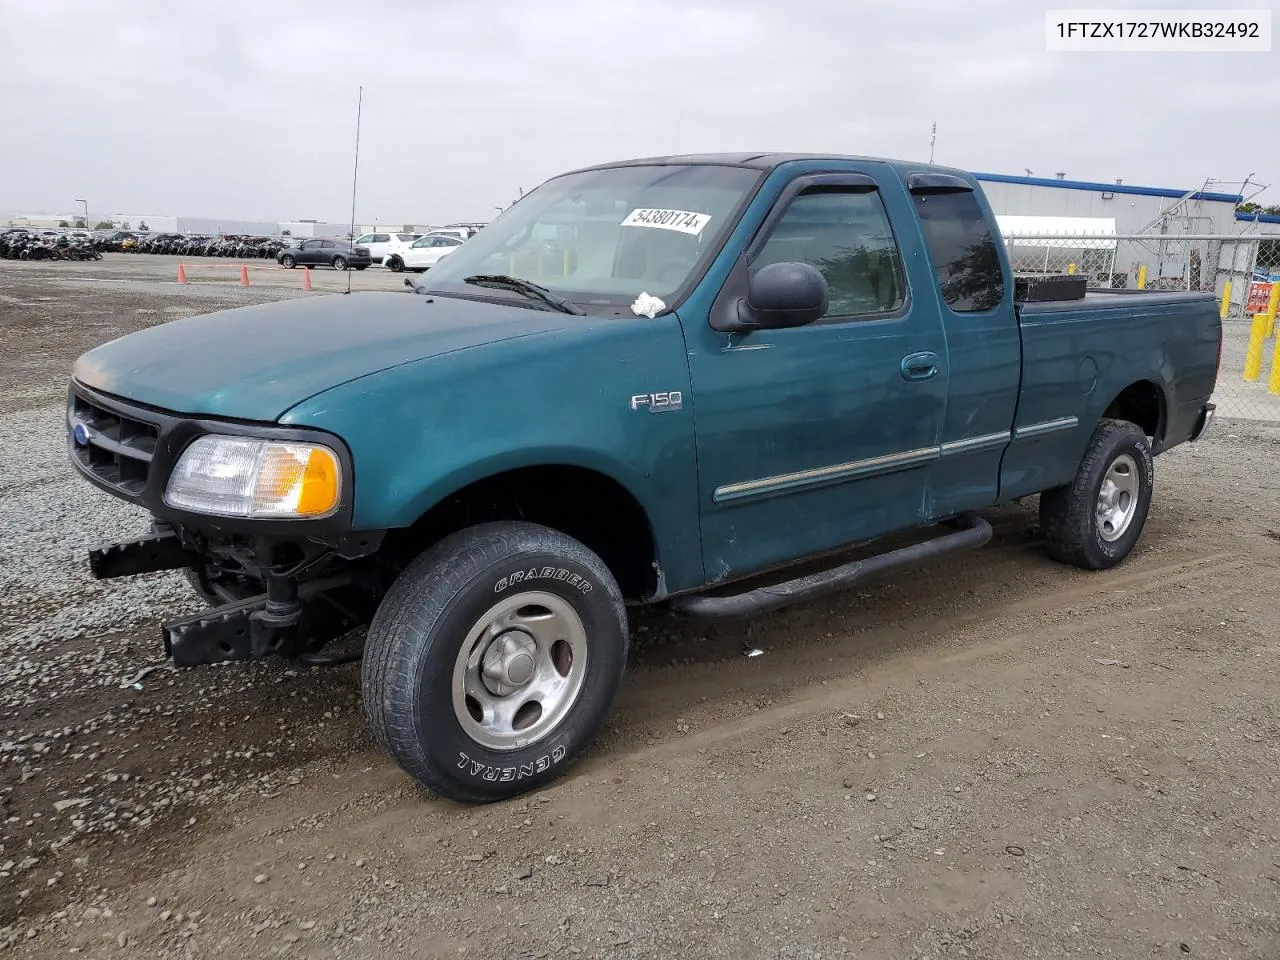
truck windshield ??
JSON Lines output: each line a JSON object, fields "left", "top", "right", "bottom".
{"left": 420, "top": 164, "right": 761, "bottom": 310}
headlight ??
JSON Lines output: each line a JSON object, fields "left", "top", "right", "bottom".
{"left": 164, "top": 436, "right": 341, "bottom": 519}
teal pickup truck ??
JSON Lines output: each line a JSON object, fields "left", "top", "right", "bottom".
{"left": 68, "top": 153, "right": 1221, "bottom": 802}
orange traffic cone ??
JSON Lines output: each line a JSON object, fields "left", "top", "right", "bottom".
{"left": 177, "top": 263, "right": 187, "bottom": 284}
{"left": 239, "top": 263, "right": 250, "bottom": 287}
{"left": 302, "top": 267, "right": 312, "bottom": 291}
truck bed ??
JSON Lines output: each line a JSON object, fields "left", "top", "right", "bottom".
{"left": 1018, "top": 288, "right": 1218, "bottom": 315}
{"left": 1001, "top": 288, "right": 1221, "bottom": 501}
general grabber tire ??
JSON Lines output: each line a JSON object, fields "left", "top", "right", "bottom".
{"left": 1039, "top": 418, "right": 1154, "bottom": 571}
{"left": 362, "top": 521, "right": 628, "bottom": 803}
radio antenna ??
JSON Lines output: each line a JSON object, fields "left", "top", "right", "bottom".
{"left": 345, "top": 85, "right": 363, "bottom": 295}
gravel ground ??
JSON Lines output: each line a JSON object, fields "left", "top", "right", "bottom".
{"left": 2, "top": 255, "right": 1279, "bottom": 959}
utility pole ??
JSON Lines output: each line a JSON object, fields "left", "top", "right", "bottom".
{"left": 929, "top": 122, "right": 937, "bottom": 164}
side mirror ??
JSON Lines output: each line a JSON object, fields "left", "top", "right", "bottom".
{"left": 733, "top": 262, "right": 828, "bottom": 331}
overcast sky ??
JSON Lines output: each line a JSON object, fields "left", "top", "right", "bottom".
{"left": 1, "top": 0, "right": 1275, "bottom": 224}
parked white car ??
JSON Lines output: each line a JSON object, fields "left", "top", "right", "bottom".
{"left": 387, "top": 233, "right": 465, "bottom": 273}
{"left": 353, "top": 231, "right": 422, "bottom": 265}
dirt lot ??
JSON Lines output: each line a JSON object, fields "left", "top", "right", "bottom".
{"left": 2, "top": 254, "right": 1279, "bottom": 960}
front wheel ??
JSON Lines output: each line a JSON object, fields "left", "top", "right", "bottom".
{"left": 1040, "top": 418, "right": 1154, "bottom": 570}
{"left": 280, "top": 254, "right": 296, "bottom": 268}
{"left": 332, "top": 255, "right": 348, "bottom": 271}
{"left": 362, "top": 522, "right": 628, "bottom": 803}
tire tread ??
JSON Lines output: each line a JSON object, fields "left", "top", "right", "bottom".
{"left": 361, "top": 521, "right": 625, "bottom": 803}
{"left": 1040, "top": 418, "right": 1151, "bottom": 570}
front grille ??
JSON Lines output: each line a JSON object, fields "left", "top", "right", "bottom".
{"left": 68, "top": 390, "right": 159, "bottom": 496}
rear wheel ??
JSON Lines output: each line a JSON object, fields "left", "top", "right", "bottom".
{"left": 332, "top": 255, "right": 348, "bottom": 271}
{"left": 362, "top": 521, "right": 628, "bottom": 803}
{"left": 1040, "top": 418, "right": 1154, "bottom": 570}
{"left": 386, "top": 256, "right": 404, "bottom": 273}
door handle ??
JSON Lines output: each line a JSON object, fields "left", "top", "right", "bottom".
{"left": 900, "top": 351, "right": 940, "bottom": 381}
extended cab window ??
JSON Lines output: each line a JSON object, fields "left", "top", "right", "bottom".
{"left": 913, "top": 190, "right": 1004, "bottom": 312}
{"left": 752, "top": 189, "right": 906, "bottom": 320}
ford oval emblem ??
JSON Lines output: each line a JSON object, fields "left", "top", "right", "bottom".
{"left": 72, "top": 421, "right": 91, "bottom": 446}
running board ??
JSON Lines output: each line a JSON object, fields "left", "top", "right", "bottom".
{"left": 671, "top": 513, "right": 993, "bottom": 620}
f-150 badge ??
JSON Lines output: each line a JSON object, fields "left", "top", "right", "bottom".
{"left": 630, "top": 391, "right": 683, "bottom": 413}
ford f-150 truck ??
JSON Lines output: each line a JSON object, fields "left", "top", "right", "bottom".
{"left": 66, "top": 153, "right": 1221, "bottom": 803}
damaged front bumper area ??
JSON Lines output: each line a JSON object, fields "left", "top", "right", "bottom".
{"left": 89, "top": 524, "right": 384, "bottom": 666}
{"left": 69, "top": 380, "right": 384, "bottom": 667}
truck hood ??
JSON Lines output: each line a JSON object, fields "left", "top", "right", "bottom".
{"left": 72, "top": 291, "right": 573, "bottom": 421}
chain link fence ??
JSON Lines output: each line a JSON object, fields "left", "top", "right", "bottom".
{"left": 1002, "top": 232, "right": 1280, "bottom": 425}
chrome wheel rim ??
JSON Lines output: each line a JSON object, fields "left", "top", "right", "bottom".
{"left": 1096, "top": 453, "right": 1139, "bottom": 542}
{"left": 451, "top": 591, "right": 588, "bottom": 752}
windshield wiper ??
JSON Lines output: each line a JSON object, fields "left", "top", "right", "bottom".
{"left": 461, "top": 275, "right": 585, "bottom": 315}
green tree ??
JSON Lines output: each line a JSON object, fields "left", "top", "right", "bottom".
{"left": 94, "top": 220, "right": 114, "bottom": 230}
{"left": 58, "top": 220, "right": 70, "bottom": 228}
{"left": 1237, "top": 201, "right": 1280, "bottom": 216}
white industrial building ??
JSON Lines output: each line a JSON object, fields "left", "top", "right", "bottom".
{"left": 975, "top": 172, "right": 1250, "bottom": 233}
{"left": 973, "top": 172, "right": 1280, "bottom": 307}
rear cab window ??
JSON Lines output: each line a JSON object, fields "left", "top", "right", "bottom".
{"left": 909, "top": 184, "right": 1005, "bottom": 313}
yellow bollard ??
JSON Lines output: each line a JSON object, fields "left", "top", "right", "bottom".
{"left": 1137, "top": 264, "right": 1147, "bottom": 289}
{"left": 1244, "top": 313, "right": 1269, "bottom": 381}
{"left": 1219, "top": 280, "right": 1232, "bottom": 319}
{"left": 1270, "top": 333, "right": 1280, "bottom": 396}
{"left": 1067, "top": 262, "right": 1076, "bottom": 274}
{"left": 1266, "top": 283, "right": 1280, "bottom": 339}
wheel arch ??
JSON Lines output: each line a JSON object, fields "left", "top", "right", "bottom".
{"left": 381, "top": 462, "right": 664, "bottom": 602}
{"left": 1100, "top": 379, "right": 1168, "bottom": 446}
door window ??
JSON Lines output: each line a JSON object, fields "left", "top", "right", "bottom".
{"left": 912, "top": 191, "right": 1005, "bottom": 312}
{"left": 751, "top": 188, "right": 907, "bottom": 321}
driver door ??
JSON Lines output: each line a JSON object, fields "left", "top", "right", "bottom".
{"left": 297, "top": 240, "right": 320, "bottom": 265}
{"left": 685, "top": 168, "right": 949, "bottom": 581}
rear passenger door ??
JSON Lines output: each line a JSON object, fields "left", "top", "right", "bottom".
{"left": 687, "top": 169, "right": 950, "bottom": 581}
{"left": 905, "top": 176, "right": 1019, "bottom": 517}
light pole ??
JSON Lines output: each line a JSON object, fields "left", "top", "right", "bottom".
{"left": 74, "top": 199, "right": 88, "bottom": 229}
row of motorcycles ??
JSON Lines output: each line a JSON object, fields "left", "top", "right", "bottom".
{"left": 0, "top": 229, "right": 296, "bottom": 261}
{"left": 0, "top": 233, "right": 103, "bottom": 261}
{"left": 115, "top": 234, "right": 292, "bottom": 259}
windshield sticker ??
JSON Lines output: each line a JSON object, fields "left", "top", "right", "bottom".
{"left": 621, "top": 208, "right": 711, "bottom": 236}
